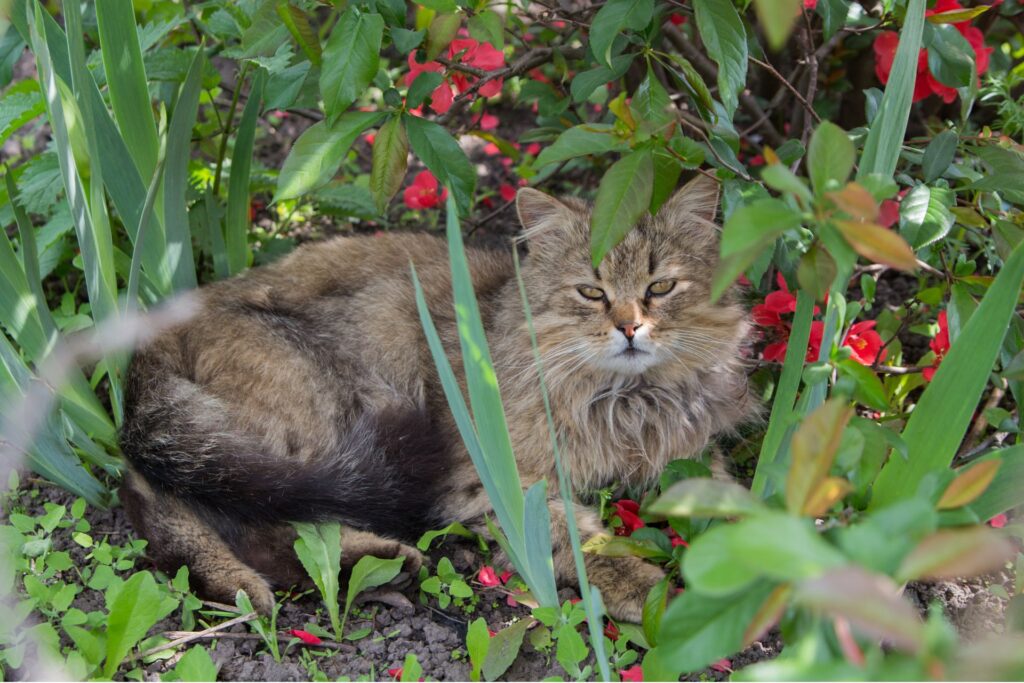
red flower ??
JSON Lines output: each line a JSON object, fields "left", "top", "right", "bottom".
{"left": 405, "top": 38, "right": 506, "bottom": 114}
{"left": 478, "top": 566, "right": 500, "bottom": 587}
{"left": 620, "top": 665, "right": 644, "bottom": 682}
{"left": 388, "top": 667, "right": 402, "bottom": 679}
{"left": 604, "top": 621, "right": 620, "bottom": 641}
{"left": 289, "top": 629, "right": 322, "bottom": 645}
{"left": 878, "top": 199, "right": 901, "bottom": 228}
{"left": 710, "top": 658, "right": 733, "bottom": 673}
{"left": 989, "top": 513, "right": 1008, "bottom": 528}
{"left": 612, "top": 499, "right": 645, "bottom": 536}
{"left": 475, "top": 112, "right": 500, "bottom": 131}
{"left": 499, "top": 570, "right": 513, "bottom": 584}
{"left": 844, "top": 320, "right": 887, "bottom": 366}
{"left": 669, "top": 12, "right": 687, "bottom": 25}
{"left": 403, "top": 171, "right": 447, "bottom": 210}
{"left": 499, "top": 184, "right": 517, "bottom": 202}
{"left": 666, "top": 528, "right": 689, "bottom": 548}
{"left": 763, "top": 340, "right": 789, "bottom": 362}
{"left": 803, "top": 0, "right": 817, "bottom": 8}
{"left": 873, "top": 0, "right": 992, "bottom": 103}
{"left": 923, "top": 310, "right": 950, "bottom": 381}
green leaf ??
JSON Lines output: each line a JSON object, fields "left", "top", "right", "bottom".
{"left": 570, "top": 55, "right": 634, "bottom": 102}
{"left": 761, "top": 163, "right": 813, "bottom": 206}
{"left": 589, "top": 0, "right": 654, "bottom": 67}
{"left": 966, "top": 445, "right": 1024, "bottom": 521}
{"left": 426, "top": 13, "right": 461, "bottom": 61}
{"left": 682, "top": 513, "right": 846, "bottom": 595}
{"left": 103, "top": 571, "right": 179, "bottom": 677}
{"left": 293, "top": 522, "right": 343, "bottom": 638}
{"left": 275, "top": 111, "right": 385, "bottom": 202}
{"left": 162, "top": 48, "right": 204, "bottom": 293}
{"left": 652, "top": 581, "right": 775, "bottom": 676}
{"left": 899, "top": 184, "right": 954, "bottom": 249}
{"left": 319, "top": 10, "right": 384, "bottom": 119}
{"left": 590, "top": 148, "right": 654, "bottom": 267}
{"left": 753, "top": 0, "right": 802, "bottom": 50}
{"left": 0, "top": 80, "right": 45, "bottom": 147}
{"left": 163, "top": 646, "right": 218, "bottom": 682}
{"left": 468, "top": 10, "right": 504, "bottom": 49}
{"left": 871, "top": 239, "right": 1024, "bottom": 509}
{"left": 926, "top": 23, "right": 974, "bottom": 89}
{"left": 225, "top": 68, "right": 265, "bottom": 276}
{"left": 482, "top": 618, "right": 532, "bottom": 681}
{"left": 276, "top": 2, "right": 322, "bottom": 66}
{"left": 370, "top": 116, "right": 409, "bottom": 215}
{"left": 648, "top": 479, "right": 767, "bottom": 518}
{"left": 642, "top": 576, "right": 670, "bottom": 647}
{"left": 95, "top": 1, "right": 159, "bottom": 181}
{"left": 794, "top": 566, "right": 925, "bottom": 653}
{"left": 921, "top": 129, "right": 958, "bottom": 182}
{"left": 816, "top": 0, "right": 851, "bottom": 39}
{"left": 391, "top": 27, "right": 425, "bottom": 54}
{"left": 405, "top": 115, "right": 476, "bottom": 215}
{"left": 786, "top": 399, "right": 853, "bottom": 515}
{"left": 837, "top": 358, "right": 889, "bottom": 411}
{"left": 858, "top": 0, "right": 927, "bottom": 179}
{"left": 693, "top": 0, "right": 747, "bottom": 116}
{"left": 807, "top": 121, "right": 855, "bottom": 195}
{"left": 663, "top": 53, "right": 716, "bottom": 122}
{"left": 343, "top": 555, "right": 405, "bottom": 636}
{"left": 897, "top": 527, "right": 1015, "bottom": 583}
{"left": 466, "top": 617, "right": 490, "bottom": 681}
{"left": 535, "top": 124, "right": 626, "bottom": 168}
{"left": 555, "top": 622, "right": 587, "bottom": 677}
{"left": 416, "top": 521, "right": 477, "bottom": 551}
{"left": 712, "top": 198, "right": 802, "bottom": 301}
{"left": 407, "top": 71, "right": 444, "bottom": 109}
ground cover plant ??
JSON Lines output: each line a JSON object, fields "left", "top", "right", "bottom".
{"left": 1, "top": 0, "right": 1023, "bottom": 680}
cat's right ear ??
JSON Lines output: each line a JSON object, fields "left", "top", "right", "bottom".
{"left": 516, "top": 188, "right": 570, "bottom": 237}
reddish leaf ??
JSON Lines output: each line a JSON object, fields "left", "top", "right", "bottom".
{"left": 787, "top": 399, "right": 854, "bottom": 516}
{"left": 897, "top": 527, "right": 1016, "bottom": 582}
{"left": 834, "top": 220, "right": 918, "bottom": 272}
{"left": 937, "top": 459, "right": 1001, "bottom": 510}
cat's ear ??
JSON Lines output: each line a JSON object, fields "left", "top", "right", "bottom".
{"left": 659, "top": 175, "right": 721, "bottom": 225}
{"left": 516, "top": 188, "right": 571, "bottom": 234}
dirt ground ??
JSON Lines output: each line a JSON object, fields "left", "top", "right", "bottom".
{"left": 6, "top": 477, "right": 1013, "bottom": 682}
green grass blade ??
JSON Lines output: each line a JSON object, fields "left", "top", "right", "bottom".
{"left": 127, "top": 157, "right": 166, "bottom": 313}
{"left": 410, "top": 266, "right": 528, "bottom": 577}
{"left": 162, "top": 48, "right": 204, "bottom": 292}
{"left": 96, "top": 1, "right": 159, "bottom": 180}
{"left": 0, "top": 194, "right": 58, "bottom": 358}
{"left": 443, "top": 195, "right": 525, "bottom": 537}
{"left": 857, "top": 0, "right": 926, "bottom": 179}
{"left": 512, "top": 250, "right": 610, "bottom": 679}
{"left": 871, "top": 239, "right": 1024, "bottom": 509}
{"left": 5, "top": 170, "right": 52, "bottom": 339}
{"left": 225, "top": 68, "right": 266, "bottom": 276}
{"left": 59, "top": 0, "right": 119, "bottom": 323}
{"left": 522, "top": 480, "right": 559, "bottom": 609}
{"left": 751, "top": 289, "right": 815, "bottom": 498}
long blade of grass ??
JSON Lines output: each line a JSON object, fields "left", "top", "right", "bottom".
{"left": 411, "top": 266, "right": 529, "bottom": 578}
{"left": 871, "top": 239, "right": 1024, "bottom": 509}
{"left": 4, "top": 170, "right": 54, "bottom": 340}
{"left": 60, "top": 0, "right": 119, "bottom": 323}
{"left": 162, "top": 48, "right": 204, "bottom": 292}
{"left": 751, "top": 289, "right": 815, "bottom": 498}
{"left": 443, "top": 195, "right": 526, "bottom": 539}
{"left": 857, "top": 0, "right": 926, "bottom": 179}
{"left": 127, "top": 157, "right": 166, "bottom": 313}
{"left": 95, "top": 1, "right": 159, "bottom": 181}
{"left": 512, "top": 250, "right": 610, "bottom": 680}
{"left": 225, "top": 67, "right": 266, "bottom": 276}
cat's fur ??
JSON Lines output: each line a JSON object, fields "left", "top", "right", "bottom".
{"left": 119, "top": 176, "right": 757, "bottom": 622}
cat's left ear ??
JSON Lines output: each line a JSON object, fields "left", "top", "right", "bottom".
{"left": 657, "top": 175, "right": 721, "bottom": 225}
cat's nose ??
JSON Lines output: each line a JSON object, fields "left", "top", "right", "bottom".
{"left": 618, "top": 322, "right": 642, "bottom": 340}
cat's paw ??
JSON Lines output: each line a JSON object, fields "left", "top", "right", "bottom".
{"left": 588, "top": 556, "right": 665, "bottom": 623}
{"left": 394, "top": 542, "right": 427, "bottom": 575}
{"left": 236, "top": 573, "right": 277, "bottom": 615}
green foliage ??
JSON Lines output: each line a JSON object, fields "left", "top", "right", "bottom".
{"left": 292, "top": 522, "right": 343, "bottom": 639}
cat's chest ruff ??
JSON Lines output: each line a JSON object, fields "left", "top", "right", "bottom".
{"left": 556, "top": 380, "right": 714, "bottom": 487}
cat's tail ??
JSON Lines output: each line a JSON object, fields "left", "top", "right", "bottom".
{"left": 120, "top": 356, "right": 450, "bottom": 540}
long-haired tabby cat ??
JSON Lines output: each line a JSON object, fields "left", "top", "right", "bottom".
{"left": 120, "top": 175, "right": 757, "bottom": 622}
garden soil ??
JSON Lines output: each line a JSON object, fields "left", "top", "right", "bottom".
{"left": 8, "top": 479, "right": 1012, "bottom": 681}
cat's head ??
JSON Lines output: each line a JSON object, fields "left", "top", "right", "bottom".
{"left": 515, "top": 176, "right": 748, "bottom": 381}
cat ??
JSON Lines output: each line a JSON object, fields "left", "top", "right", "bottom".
{"left": 119, "top": 175, "right": 757, "bottom": 623}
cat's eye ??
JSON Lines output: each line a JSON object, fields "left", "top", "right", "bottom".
{"left": 577, "top": 285, "right": 606, "bottom": 301}
{"left": 646, "top": 280, "right": 677, "bottom": 297}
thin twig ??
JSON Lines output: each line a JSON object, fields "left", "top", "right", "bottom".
{"left": 132, "top": 611, "right": 257, "bottom": 662}
{"left": 159, "top": 630, "right": 358, "bottom": 653}
{"left": 750, "top": 57, "right": 820, "bottom": 123}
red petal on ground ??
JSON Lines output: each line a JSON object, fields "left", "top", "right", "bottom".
{"left": 289, "top": 629, "right": 323, "bottom": 645}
